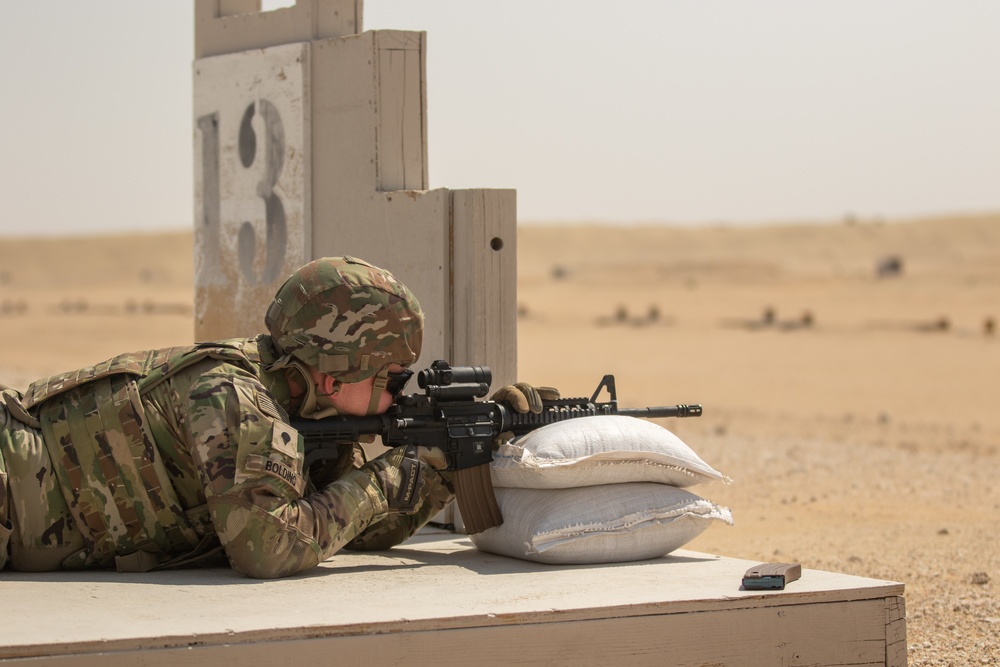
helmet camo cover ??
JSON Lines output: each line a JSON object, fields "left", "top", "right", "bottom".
{"left": 265, "top": 256, "right": 423, "bottom": 383}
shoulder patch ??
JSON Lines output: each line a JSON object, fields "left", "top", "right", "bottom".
{"left": 257, "top": 394, "right": 288, "bottom": 422}
{"left": 270, "top": 420, "right": 300, "bottom": 458}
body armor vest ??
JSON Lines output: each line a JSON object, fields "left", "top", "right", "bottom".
{"left": 19, "top": 339, "right": 262, "bottom": 566}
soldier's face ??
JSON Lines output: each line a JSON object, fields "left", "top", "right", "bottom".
{"left": 323, "top": 363, "right": 406, "bottom": 416}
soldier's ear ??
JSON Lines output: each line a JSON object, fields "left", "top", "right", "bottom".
{"left": 308, "top": 366, "right": 339, "bottom": 396}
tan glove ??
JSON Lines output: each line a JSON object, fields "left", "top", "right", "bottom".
{"left": 491, "top": 382, "right": 561, "bottom": 414}
{"left": 414, "top": 446, "right": 448, "bottom": 471}
{"left": 490, "top": 383, "right": 561, "bottom": 450}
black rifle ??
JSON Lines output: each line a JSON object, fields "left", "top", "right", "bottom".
{"left": 293, "top": 360, "right": 702, "bottom": 534}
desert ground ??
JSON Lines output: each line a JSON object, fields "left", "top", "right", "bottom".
{"left": 1, "top": 215, "right": 998, "bottom": 665}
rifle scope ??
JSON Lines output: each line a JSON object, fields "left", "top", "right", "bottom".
{"left": 418, "top": 361, "right": 492, "bottom": 388}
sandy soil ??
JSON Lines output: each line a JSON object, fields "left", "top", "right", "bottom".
{"left": 2, "top": 215, "right": 998, "bottom": 665}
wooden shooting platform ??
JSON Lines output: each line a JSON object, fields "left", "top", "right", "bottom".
{"left": 0, "top": 534, "right": 905, "bottom": 666}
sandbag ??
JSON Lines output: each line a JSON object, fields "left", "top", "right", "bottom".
{"left": 491, "top": 415, "right": 729, "bottom": 489}
{"left": 470, "top": 483, "right": 733, "bottom": 565}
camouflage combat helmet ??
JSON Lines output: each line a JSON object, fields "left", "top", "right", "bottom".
{"left": 264, "top": 256, "right": 423, "bottom": 383}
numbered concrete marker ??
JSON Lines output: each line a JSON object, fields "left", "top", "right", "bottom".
{"left": 193, "top": 0, "right": 516, "bottom": 390}
{"left": 194, "top": 43, "right": 309, "bottom": 337}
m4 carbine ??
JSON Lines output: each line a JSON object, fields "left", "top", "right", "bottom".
{"left": 292, "top": 360, "right": 702, "bottom": 534}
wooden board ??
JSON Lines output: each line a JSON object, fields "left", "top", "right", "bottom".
{"left": 195, "top": 0, "right": 362, "bottom": 59}
{"left": 0, "top": 536, "right": 905, "bottom": 666}
{"left": 376, "top": 30, "right": 427, "bottom": 191}
{"left": 451, "top": 188, "right": 518, "bottom": 388}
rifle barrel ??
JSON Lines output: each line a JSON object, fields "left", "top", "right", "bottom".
{"left": 619, "top": 404, "right": 702, "bottom": 419}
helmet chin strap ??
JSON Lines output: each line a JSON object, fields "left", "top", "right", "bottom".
{"left": 365, "top": 367, "right": 391, "bottom": 416}
{"left": 291, "top": 360, "right": 390, "bottom": 419}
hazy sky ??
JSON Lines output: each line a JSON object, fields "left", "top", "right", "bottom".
{"left": 1, "top": 1, "right": 997, "bottom": 236}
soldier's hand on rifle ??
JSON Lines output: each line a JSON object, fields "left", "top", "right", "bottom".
{"left": 363, "top": 445, "right": 425, "bottom": 514}
{"left": 491, "top": 383, "right": 561, "bottom": 450}
{"left": 491, "top": 382, "right": 560, "bottom": 414}
{"left": 414, "top": 446, "right": 448, "bottom": 470}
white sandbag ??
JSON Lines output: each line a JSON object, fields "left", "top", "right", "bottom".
{"left": 491, "top": 415, "right": 729, "bottom": 489}
{"left": 470, "top": 483, "right": 733, "bottom": 565}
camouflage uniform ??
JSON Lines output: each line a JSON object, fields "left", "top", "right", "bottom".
{"left": 0, "top": 257, "right": 454, "bottom": 578}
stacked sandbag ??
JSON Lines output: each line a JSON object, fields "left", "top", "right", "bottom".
{"left": 470, "top": 415, "right": 733, "bottom": 564}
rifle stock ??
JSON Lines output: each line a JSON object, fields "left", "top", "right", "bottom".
{"left": 293, "top": 361, "right": 701, "bottom": 534}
